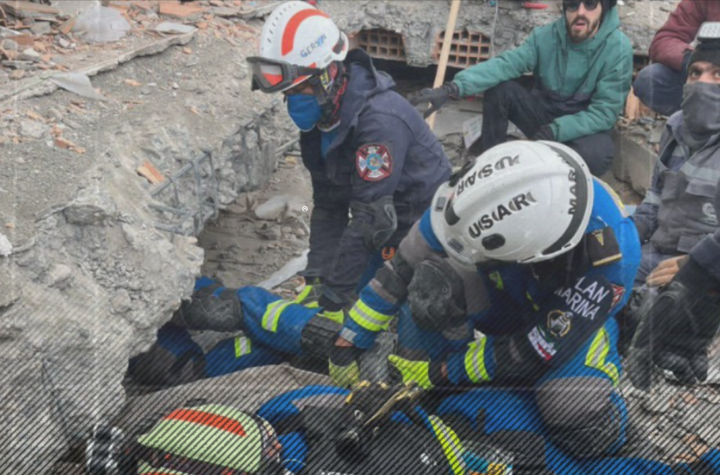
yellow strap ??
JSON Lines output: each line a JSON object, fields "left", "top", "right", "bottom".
{"left": 262, "top": 300, "right": 292, "bottom": 333}
{"left": 428, "top": 416, "right": 466, "bottom": 475}
{"left": 526, "top": 292, "right": 540, "bottom": 311}
{"left": 348, "top": 299, "right": 393, "bottom": 332}
{"left": 585, "top": 327, "right": 620, "bottom": 386}
{"left": 234, "top": 336, "right": 252, "bottom": 358}
{"left": 464, "top": 339, "right": 491, "bottom": 383}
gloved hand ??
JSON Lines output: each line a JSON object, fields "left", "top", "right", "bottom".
{"left": 410, "top": 82, "right": 460, "bottom": 119}
{"left": 129, "top": 323, "right": 204, "bottom": 386}
{"left": 388, "top": 355, "right": 434, "bottom": 389}
{"left": 626, "top": 257, "right": 720, "bottom": 391}
{"left": 330, "top": 345, "right": 363, "bottom": 388}
{"left": 532, "top": 124, "right": 555, "bottom": 141}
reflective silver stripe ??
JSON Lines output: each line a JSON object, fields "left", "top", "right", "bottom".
{"left": 263, "top": 300, "right": 291, "bottom": 333}
{"left": 428, "top": 416, "right": 466, "bottom": 475}
{"left": 234, "top": 336, "right": 252, "bottom": 358}
{"left": 643, "top": 190, "right": 661, "bottom": 206}
{"left": 685, "top": 162, "right": 720, "bottom": 184}
{"left": 349, "top": 301, "right": 392, "bottom": 331}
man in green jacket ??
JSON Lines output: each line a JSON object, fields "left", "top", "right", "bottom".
{"left": 413, "top": 0, "right": 633, "bottom": 176}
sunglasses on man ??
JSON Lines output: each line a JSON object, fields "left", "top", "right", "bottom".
{"left": 563, "top": 0, "right": 600, "bottom": 12}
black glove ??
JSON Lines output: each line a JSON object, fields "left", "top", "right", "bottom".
{"left": 626, "top": 257, "right": 720, "bottom": 391}
{"left": 532, "top": 124, "right": 555, "bottom": 141}
{"left": 410, "top": 82, "right": 460, "bottom": 119}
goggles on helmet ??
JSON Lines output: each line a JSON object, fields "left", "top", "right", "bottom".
{"left": 247, "top": 56, "right": 324, "bottom": 93}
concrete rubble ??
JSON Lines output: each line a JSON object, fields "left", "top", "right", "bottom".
{"left": 0, "top": 0, "right": 295, "bottom": 471}
{"left": 0, "top": 0, "right": 716, "bottom": 472}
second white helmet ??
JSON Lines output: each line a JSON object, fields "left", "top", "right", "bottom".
{"left": 430, "top": 141, "right": 595, "bottom": 267}
{"left": 248, "top": 1, "right": 348, "bottom": 93}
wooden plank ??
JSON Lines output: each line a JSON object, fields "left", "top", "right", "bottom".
{"left": 426, "top": 0, "right": 462, "bottom": 131}
{"left": 625, "top": 87, "right": 641, "bottom": 121}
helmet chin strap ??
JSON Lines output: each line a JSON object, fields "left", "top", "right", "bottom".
{"left": 308, "top": 61, "right": 347, "bottom": 131}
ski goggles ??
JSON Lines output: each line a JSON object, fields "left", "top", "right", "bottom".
{"left": 247, "top": 56, "right": 324, "bottom": 93}
{"left": 563, "top": 0, "right": 600, "bottom": 12}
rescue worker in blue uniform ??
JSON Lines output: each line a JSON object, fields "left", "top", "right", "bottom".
{"left": 129, "top": 1, "right": 450, "bottom": 385}
{"left": 95, "top": 382, "right": 720, "bottom": 475}
{"left": 329, "top": 141, "right": 642, "bottom": 459}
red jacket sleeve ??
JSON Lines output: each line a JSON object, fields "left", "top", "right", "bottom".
{"left": 649, "top": 0, "right": 706, "bottom": 71}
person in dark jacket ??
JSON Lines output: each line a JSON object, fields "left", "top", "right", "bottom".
{"left": 626, "top": 176, "right": 720, "bottom": 391}
{"left": 632, "top": 35, "right": 720, "bottom": 288}
{"left": 247, "top": 1, "right": 450, "bottom": 316}
{"left": 411, "top": 0, "right": 633, "bottom": 176}
{"left": 634, "top": 1, "right": 720, "bottom": 116}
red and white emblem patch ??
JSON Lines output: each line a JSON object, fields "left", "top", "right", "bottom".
{"left": 610, "top": 284, "right": 626, "bottom": 309}
{"left": 356, "top": 144, "right": 393, "bottom": 182}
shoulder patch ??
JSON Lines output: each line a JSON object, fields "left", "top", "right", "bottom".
{"left": 587, "top": 227, "right": 622, "bottom": 267}
{"left": 356, "top": 144, "right": 393, "bottom": 182}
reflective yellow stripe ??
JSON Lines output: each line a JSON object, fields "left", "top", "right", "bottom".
{"left": 489, "top": 271, "right": 504, "bottom": 290}
{"left": 428, "top": 416, "right": 466, "bottom": 475}
{"left": 262, "top": 300, "right": 292, "bottom": 333}
{"left": 295, "top": 285, "right": 314, "bottom": 304}
{"left": 348, "top": 300, "right": 393, "bottom": 332}
{"left": 234, "top": 336, "right": 252, "bottom": 358}
{"left": 526, "top": 292, "right": 540, "bottom": 311}
{"left": 464, "top": 339, "right": 491, "bottom": 383}
{"left": 598, "top": 178, "right": 627, "bottom": 212}
{"left": 320, "top": 309, "right": 344, "bottom": 325}
{"left": 585, "top": 327, "right": 620, "bottom": 386}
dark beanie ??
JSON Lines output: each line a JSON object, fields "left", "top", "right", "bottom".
{"left": 689, "top": 39, "right": 720, "bottom": 69}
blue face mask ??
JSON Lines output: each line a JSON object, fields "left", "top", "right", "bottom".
{"left": 287, "top": 94, "right": 322, "bottom": 132}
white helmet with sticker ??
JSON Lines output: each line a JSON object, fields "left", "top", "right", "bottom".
{"left": 248, "top": 1, "right": 348, "bottom": 93}
{"left": 430, "top": 141, "right": 595, "bottom": 266}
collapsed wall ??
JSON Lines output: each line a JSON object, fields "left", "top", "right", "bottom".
{"left": 323, "top": 0, "right": 675, "bottom": 71}
{"left": 0, "top": 31, "right": 294, "bottom": 471}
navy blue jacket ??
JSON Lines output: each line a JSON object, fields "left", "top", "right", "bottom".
{"left": 301, "top": 49, "right": 450, "bottom": 302}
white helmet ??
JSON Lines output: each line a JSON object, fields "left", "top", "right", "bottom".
{"left": 430, "top": 141, "right": 595, "bottom": 267}
{"left": 247, "top": 1, "right": 349, "bottom": 93}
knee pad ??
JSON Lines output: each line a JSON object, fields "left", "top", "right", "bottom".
{"left": 349, "top": 196, "right": 398, "bottom": 252}
{"left": 174, "top": 287, "right": 244, "bottom": 332}
{"left": 536, "top": 378, "right": 624, "bottom": 458}
{"left": 300, "top": 315, "right": 343, "bottom": 360}
{"left": 407, "top": 259, "right": 466, "bottom": 332}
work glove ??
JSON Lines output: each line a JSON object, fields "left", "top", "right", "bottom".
{"left": 129, "top": 323, "right": 204, "bottom": 387}
{"left": 532, "top": 124, "right": 555, "bottom": 141}
{"left": 174, "top": 279, "right": 243, "bottom": 333}
{"left": 330, "top": 345, "right": 363, "bottom": 388}
{"left": 410, "top": 82, "right": 460, "bottom": 119}
{"left": 626, "top": 257, "right": 720, "bottom": 391}
{"left": 388, "top": 355, "right": 435, "bottom": 390}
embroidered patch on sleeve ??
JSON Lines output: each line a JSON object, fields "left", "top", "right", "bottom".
{"left": 356, "top": 144, "right": 393, "bottom": 182}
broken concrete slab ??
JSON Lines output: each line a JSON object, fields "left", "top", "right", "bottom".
{"left": 50, "top": 72, "right": 106, "bottom": 101}
{"left": 0, "top": 30, "right": 196, "bottom": 107}
{"left": 154, "top": 21, "right": 196, "bottom": 35}
{"left": 19, "top": 118, "right": 48, "bottom": 139}
{"left": 612, "top": 128, "right": 657, "bottom": 196}
{"left": 0, "top": 0, "right": 59, "bottom": 19}
{"left": 73, "top": 5, "right": 132, "bottom": 43}
{"left": 50, "top": 0, "right": 100, "bottom": 17}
